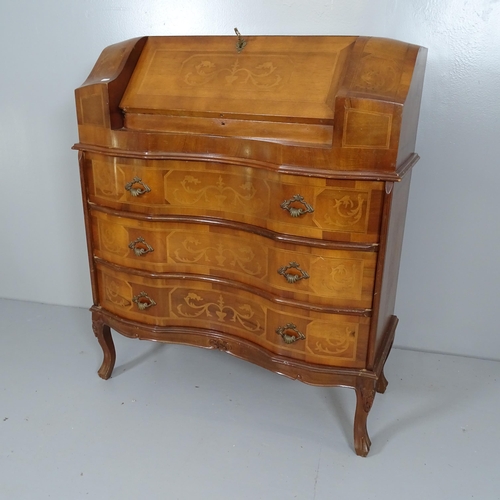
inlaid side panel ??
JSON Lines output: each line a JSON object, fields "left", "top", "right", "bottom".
{"left": 91, "top": 211, "right": 376, "bottom": 309}
{"left": 85, "top": 153, "right": 384, "bottom": 243}
{"left": 95, "top": 264, "right": 369, "bottom": 368}
{"left": 76, "top": 86, "right": 108, "bottom": 127}
{"left": 342, "top": 109, "right": 392, "bottom": 149}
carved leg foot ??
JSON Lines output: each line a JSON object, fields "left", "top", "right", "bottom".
{"left": 376, "top": 369, "right": 389, "bottom": 394}
{"left": 377, "top": 338, "right": 394, "bottom": 394}
{"left": 354, "top": 378, "right": 376, "bottom": 457}
{"left": 92, "top": 313, "right": 116, "bottom": 380}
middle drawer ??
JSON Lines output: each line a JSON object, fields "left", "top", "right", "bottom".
{"left": 90, "top": 210, "right": 377, "bottom": 310}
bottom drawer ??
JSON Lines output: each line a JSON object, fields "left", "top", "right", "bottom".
{"left": 96, "top": 263, "right": 370, "bottom": 368}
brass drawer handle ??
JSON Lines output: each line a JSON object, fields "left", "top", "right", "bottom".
{"left": 128, "top": 237, "right": 154, "bottom": 257}
{"left": 125, "top": 177, "right": 151, "bottom": 197}
{"left": 276, "top": 323, "right": 306, "bottom": 344}
{"left": 277, "top": 261, "right": 310, "bottom": 284}
{"left": 132, "top": 291, "right": 157, "bottom": 311}
{"left": 280, "top": 194, "right": 314, "bottom": 218}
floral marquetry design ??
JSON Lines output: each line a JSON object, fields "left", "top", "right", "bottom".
{"left": 98, "top": 221, "right": 129, "bottom": 256}
{"left": 306, "top": 322, "right": 358, "bottom": 359}
{"left": 351, "top": 55, "right": 402, "bottom": 96}
{"left": 175, "top": 292, "right": 263, "bottom": 333}
{"left": 104, "top": 278, "right": 131, "bottom": 308}
{"left": 76, "top": 34, "right": 426, "bottom": 457}
{"left": 324, "top": 194, "right": 365, "bottom": 227}
{"left": 173, "top": 175, "right": 257, "bottom": 208}
{"left": 330, "top": 264, "right": 356, "bottom": 289}
{"left": 307, "top": 256, "right": 369, "bottom": 302}
{"left": 172, "top": 235, "right": 263, "bottom": 276}
{"left": 93, "top": 162, "right": 119, "bottom": 197}
{"left": 313, "top": 327, "right": 356, "bottom": 355}
{"left": 181, "top": 55, "right": 291, "bottom": 90}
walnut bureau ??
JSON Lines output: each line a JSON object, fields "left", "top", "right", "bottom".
{"left": 73, "top": 34, "right": 426, "bottom": 456}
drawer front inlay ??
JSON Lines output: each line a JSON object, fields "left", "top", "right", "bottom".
{"left": 91, "top": 211, "right": 376, "bottom": 309}
{"left": 167, "top": 171, "right": 267, "bottom": 214}
{"left": 169, "top": 231, "right": 264, "bottom": 278}
{"left": 96, "top": 264, "right": 369, "bottom": 367}
{"left": 86, "top": 153, "right": 384, "bottom": 243}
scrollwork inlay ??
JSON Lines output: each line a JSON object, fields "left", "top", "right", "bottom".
{"left": 173, "top": 236, "right": 262, "bottom": 275}
{"left": 324, "top": 195, "right": 365, "bottom": 227}
{"left": 184, "top": 58, "right": 283, "bottom": 89}
{"left": 313, "top": 327, "right": 355, "bottom": 355}
{"left": 330, "top": 264, "right": 355, "bottom": 289}
{"left": 94, "top": 164, "right": 117, "bottom": 196}
{"left": 105, "top": 280, "right": 131, "bottom": 308}
{"left": 176, "top": 293, "right": 260, "bottom": 332}
{"left": 174, "top": 175, "right": 257, "bottom": 208}
{"left": 100, "top": 227, "right": 121, "bottom": 253}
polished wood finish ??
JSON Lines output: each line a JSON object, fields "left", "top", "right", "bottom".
{"left": 83, "top": 152, "right": 385, "bottom": 243}
{"left": 94, "top": 259, "right": 370, "bottom": 368}
{"left": 74, "top": 35, "right": 426, "bottom": 456}
{"left": 90, "top": 211, "right": 378, "bottom": 310}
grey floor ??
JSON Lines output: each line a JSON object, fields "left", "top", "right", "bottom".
{"left": 1, "top": 299, "right": 499, "bottom": 500}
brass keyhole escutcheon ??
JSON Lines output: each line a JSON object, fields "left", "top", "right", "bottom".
{"left": 234, "top": 27, "right": 247, "bottom": 53}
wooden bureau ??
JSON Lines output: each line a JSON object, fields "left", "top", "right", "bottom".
{"left": 73, "top": 34, "right": 426, "bottom": 456}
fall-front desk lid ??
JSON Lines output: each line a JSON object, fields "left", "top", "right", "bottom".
{"left": 76, "top": 35, "right": 426, "bottom": 173}
{"left": 120, "top": 36, "right": 357, "bottom": 124}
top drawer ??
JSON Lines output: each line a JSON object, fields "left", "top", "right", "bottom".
{"left": 84, "top": 152, "right": 384, "bottom": 243}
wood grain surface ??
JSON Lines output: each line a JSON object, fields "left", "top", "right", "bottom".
{"left": 75, "top": 34, "right": 426, "bottom": 456}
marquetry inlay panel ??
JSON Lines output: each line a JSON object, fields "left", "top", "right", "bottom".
{"left": 350, "top": 55, "right": 403, "bottom": 97}
{"left": 91, "top": 210, "right": 376, "bottom": 309}
{"left": 102, "top": 274, "right": 132, "bottom": 309}
{"left": 165, "top": 170, "right": 268, "bottom": 214}
{"left": 172, "top": 288, "right": 265, "bottom": 333}
{"left": 119, "top": 36, "right": 357, "bottom": 121}
{"left": 167, "top": 230, "right": 266, "bottom": 279}
{"left": 98, "top": 220, "right": 129, "bottom": 257}
{"left": 86, "top": 153, "right": 384, "bottom": 243}
{"left": 96, "top": 263, "right": 368, "bottom": 367}
{"left": 76, "top": 34, "right": 426, "bottom": 457}
{"left": 342, "top": 110, "right": 392, "bottom": 149}
{"left": 180, "top": 55, "right": 293, "bottom": 91}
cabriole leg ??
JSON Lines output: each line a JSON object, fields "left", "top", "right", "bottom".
{"left": 92, "top": 313, "right": 116, "bottom": 380}
{"left": 354, "top": 378, "right": 376, "bottom": 457}
{"left": 376, "top": 369, "right": 389, "bottom": 394}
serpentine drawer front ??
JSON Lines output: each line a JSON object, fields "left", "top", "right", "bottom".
{"left": 95, "top": 263, "right": 369, "bottom": 368}
{"left": 74, "top": 34, "right": 427, "bottom": 456}
{"left": 90, "top": 210, "right": 377, "bottom": 310}
{"left": 85, "top": 154, "right": 385, "bottom": 243}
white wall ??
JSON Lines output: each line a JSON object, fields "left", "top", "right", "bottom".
{"left": 1, "top": 0, "right": 499, "bottom": 360}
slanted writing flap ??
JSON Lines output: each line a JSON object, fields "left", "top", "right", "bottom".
{"left": 76, "top": 35, "right": 426, "bottom": 172}
{"left": 120, "top": 36, "right": 357, "bottom": 124}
